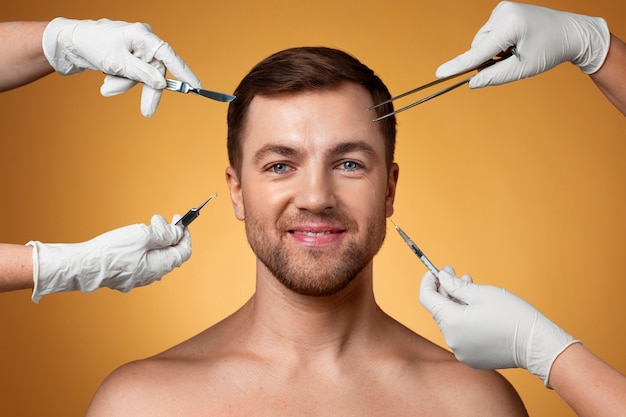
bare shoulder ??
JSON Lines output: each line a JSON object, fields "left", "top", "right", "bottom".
{"left": 436, "top": 360, "right": 529, "bottom": 416}
{"left": 385, "top": 318, "right": 528, "bottom": 416}
{"left": 86, "top": 357, "right": 172, "bottom": 417}
{"left": 85, "top": 319, "right": 241, "bottom": 417}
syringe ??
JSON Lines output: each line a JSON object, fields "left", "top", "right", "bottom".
{"left": 390, "top": 219, "right": 439, "bottom": 277}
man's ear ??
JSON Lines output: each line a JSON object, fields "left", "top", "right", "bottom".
{"left": 386, "top": 162, "right": 399, "bottom": 218}
{"left": 225, "top": 166, "right": 245, "bottom": 221}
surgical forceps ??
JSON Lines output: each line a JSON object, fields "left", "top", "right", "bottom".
{"left": 369, "top": 47, "right": 519, "bottom": 121}
{"left": 390, "top": 219, "right": 439, "bottom": 277}
{"left": 175, "top": 193, "right": 217, "bottom": 228}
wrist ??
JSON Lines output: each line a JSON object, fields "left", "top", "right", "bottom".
{"left": 544, "top": 340, "right": 582, "bottom": 388}
{"left": 526, "top": 312, "right": 579, "bottom": 385}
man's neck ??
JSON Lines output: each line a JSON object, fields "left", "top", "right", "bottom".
{"left": 238, "top": 261, "right": 384, "bottom": 360}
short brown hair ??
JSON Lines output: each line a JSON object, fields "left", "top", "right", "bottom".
{"left": 227, "top": 47, "right": 396, "bottom": 174}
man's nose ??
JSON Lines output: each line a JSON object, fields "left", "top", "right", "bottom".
{"left": 293, "top": 169, "right": 337, "bottom": 213}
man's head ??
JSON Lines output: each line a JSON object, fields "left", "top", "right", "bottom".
{"left": 225, "top": 47, "right": 399, "bottom": 297}
{"left": 227, "top": 47, "right": 396, "bottom": 176}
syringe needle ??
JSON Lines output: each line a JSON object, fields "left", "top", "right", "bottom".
{"left": 389, "top": 219, "right": 439, "bottom": 277}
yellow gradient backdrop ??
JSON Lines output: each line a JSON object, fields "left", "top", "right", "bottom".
{"left": 1, "top": 0, "right": 625, "bottom": 415}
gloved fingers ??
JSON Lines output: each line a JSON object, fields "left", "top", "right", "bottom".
{"left": 144, "top": 220, "right": 191, "bottom": 282}
{"left": 140, "top": 84, "right": 162, "bottom": 118}
{"left": 436, "top": 265, "right": 456, "bottom": 297}
{"left": 113, "top": 56, "right": 167, "bottom": 90}
{"left": 468, "top": 55, "right": 525, "bottom": 88}
{"left": 436, "top": 34, "right": 515, "bottom": 81}
{"left": 441, "top": 265, "right": 456, "bottom": 274}
{"left": 95, "top": 22, "right": 166, "bottom": 90}
{"left": 177, "top": 227, "right": 192, "bottom": 263}
{"left": 148, "top": 214, "right": 184, "bottom": 247}
{"left": 436, "top": 268, "right": 478, "bottom": 305}
{"left": 111, "top": 22, "right": 168, "bottom": 90}
{"left": 419, "top": 271, "right": 467, "bottom": 330}
{"left": 100, "top": 75, "right": 138, "bottom": 97}
{"left": 153, "top": 42, "right": 202, "bottom": 89}
{"left": 170, "top": 214, "right": 191, "bottom": 262}
{"left": 138, "top": 59, "right": 165, "bottom": 117}
{"left": 123, "top": 30, "right": 202, "bottom": 89}
{"left": 419, "top": 271, "right": 456, "bottom": 314}
{"left": 459, "top": 273, "right": 474, "bottom": 284}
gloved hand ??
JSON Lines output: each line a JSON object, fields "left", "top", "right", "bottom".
{"left": 42, "top": 17, "right": 202, "bottom": 117}
{"left": 419, "top": 266, "right": 580, "bottom": 386}
{"left": 436, "top": 1, "right": 610, "bottom": 88}
{"left": 26, "top": 214, "right": 191, "bottom": 303}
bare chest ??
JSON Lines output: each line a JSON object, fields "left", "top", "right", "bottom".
{"left": 150, "top": 368, "right": 460, "bottom": 417}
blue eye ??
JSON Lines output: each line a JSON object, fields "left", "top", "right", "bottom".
{"left": 340, "top": 161, "right": 360, "bottom": 171}
{"left": 271, "top": 163, "right": 289, "bottom": 173}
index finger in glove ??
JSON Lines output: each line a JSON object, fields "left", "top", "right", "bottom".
{"left": 436, "top": 268, "right": 481, "bottom": 305}
{"left": 419, "top": 271, "right": 455, "bottom": 313}
{"left": 436, "top": 34, "right": 515, "bottom": 80}
{"left": 468, "top": 56, "right": 522, "bottom": 88}
{"left": 153, "top": 42, "right": 202, "bottom": 89}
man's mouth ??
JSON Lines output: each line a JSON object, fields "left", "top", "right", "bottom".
{"left": 290, "top": 230, "right": 336, "bottom": 237}
{"left": 286, "top": 226, "right": 346, "bottom": 247}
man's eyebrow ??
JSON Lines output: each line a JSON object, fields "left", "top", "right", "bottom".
{"left": 251, "top": 141, "right": 377, "bottom": 165}
{"left": 328, "top": 141, "right": 377, "bottom": 158}
{"left": 252, "top": 144, "right": 301, "bottom": 164}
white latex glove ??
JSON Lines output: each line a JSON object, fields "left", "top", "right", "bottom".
{"left": 26, "top": 214, "right": 191, "bottom": 303}
{"left": 419, "top": 266, "right": 580, "bottom": 386}
{"left": 42, "top": 17, "right": 202, "bottom": 117}
{"left": 436, "top": 1, "right": 610, "bottom": 88}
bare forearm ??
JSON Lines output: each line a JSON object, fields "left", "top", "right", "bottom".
{"left": 590, "top": 33, "right": 626, "bottom": 116}
{"left": 0, "top": 21, "right": 54, "bottom": 91}
{"left": 0, "top": 244, "right": 34, "bottom": 292}
{"left": 549, "top": 343, "right": 626, "bottom": 417}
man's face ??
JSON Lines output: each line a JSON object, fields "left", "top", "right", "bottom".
{"left": 226, "top": 82, "right": 398, "bottom": 297}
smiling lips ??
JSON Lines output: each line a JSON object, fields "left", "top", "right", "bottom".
{"left": 288, "top": 226, "right": 346, "bottom": 247}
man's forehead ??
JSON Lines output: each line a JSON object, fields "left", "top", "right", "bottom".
{"left": 244, "top": 85, "right": 379, "bottom": 136}
{"left": 248, "top": 82, "right": 374, "bottom": 112}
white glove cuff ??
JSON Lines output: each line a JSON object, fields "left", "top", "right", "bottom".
{"left": 25, "top": 241, "right": 43, "bottom": 303}
{"left": 577, "top": 16, "right": 611, "bottom": 74}
{"left": 42, "top": 17, "right": 85, "bottom": 75}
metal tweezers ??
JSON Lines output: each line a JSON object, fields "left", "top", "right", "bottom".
{"left": 175, "top": 193, "right": 218, "bottom": 228}
{"left": 369, "top": 47, "right": 518, "bottom": 121}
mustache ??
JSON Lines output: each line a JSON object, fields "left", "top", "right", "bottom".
{"left": 277, "top": 211, "right": 358, "bottom": 231}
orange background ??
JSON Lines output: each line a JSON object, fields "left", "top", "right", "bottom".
{"left": 1, "top": 0, "right": 625, "bottom": 415}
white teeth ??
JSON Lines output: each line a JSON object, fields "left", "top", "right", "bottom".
{"left": 294, "top": 231, "right": 331, "bottom": 237}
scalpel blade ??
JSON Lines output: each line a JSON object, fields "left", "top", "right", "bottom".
{"left": 192, "top": 88, "right": 236, "bottom": 103}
